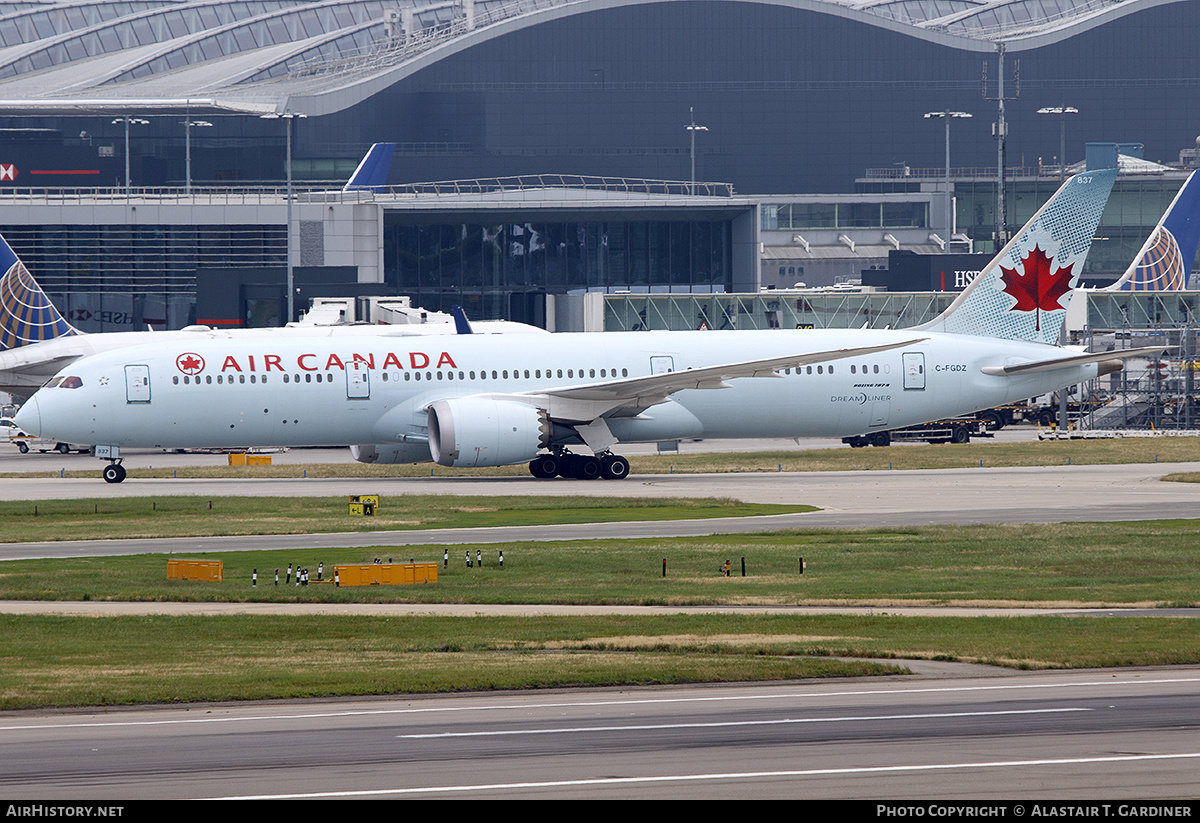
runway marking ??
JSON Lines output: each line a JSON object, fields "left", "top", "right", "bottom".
{"left": 398, "top": 707, "right": 1092, "bottom": 738}
{"left": 214, "top": 752, "right": 1200, "bottom": 799}
{"left": 2, "top": 677, "right": 1196, "bottom": 732}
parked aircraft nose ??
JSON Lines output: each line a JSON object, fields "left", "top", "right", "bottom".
{"left": 13, "top": 395, "right": 39, "bottom": 435}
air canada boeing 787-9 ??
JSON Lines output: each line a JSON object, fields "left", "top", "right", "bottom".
{"left": 13, "top": 168, "right": 1172, "bottom": 482}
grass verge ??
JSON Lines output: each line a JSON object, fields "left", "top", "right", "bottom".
{"left": 0, "top": 495, "right": 811, "bottom": 543}
{"left": 2, "top": 521, "right": 1199, "bottom": 607}
{"left": 1, "top": 612, "right": 1195, "bottom": 710}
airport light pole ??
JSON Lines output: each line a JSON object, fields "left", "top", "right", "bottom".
{"left": 924, "top": 111, "right": 972, "bottom": 251}
{"left": 182, "top": 119, "right": 212, "bottom": 195}
{"left": 1037, "top": 106, "right": 1078, "bottom": 183}
{"left": 686, "top": 107, "right": 708, "bottom": 195}
{"left": 261, "top": 111, "right": 307, "bottom": 324}
{"left": 111, "top": 117, "right": 148, "bottom": 196}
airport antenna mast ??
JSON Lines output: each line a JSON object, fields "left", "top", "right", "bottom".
{"left": 983, "top": 42, "right": 1019, "bottom": 249}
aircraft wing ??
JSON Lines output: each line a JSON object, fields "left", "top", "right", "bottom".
{"left": 507, "top": 337, "right": 928, "bottom": 423}
{"left": 979, "top": 345, "right": 1175, "bottom": 376}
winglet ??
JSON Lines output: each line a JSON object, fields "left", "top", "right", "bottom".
{"left": 450, "top": 305, "right": 474, "bottom": 335}
{"left": 0, "top": 232, "right": 76, "bottom": 351}
{"left": 917, "top": 168, "right": 1117, "bottom": 344}
{"left": 343, "top": 143, "right": 396, "bottom": 192}
{"left": 1109, "top": 169, "right": 1200, "bottom": 291}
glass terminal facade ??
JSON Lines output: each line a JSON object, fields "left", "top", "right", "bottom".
{"left": 384, "top": 215, "right": 735, "bottom": 320}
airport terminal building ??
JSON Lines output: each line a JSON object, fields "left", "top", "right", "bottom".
{"left": 0, "top": 0, "right": 1198, "bottom": 329}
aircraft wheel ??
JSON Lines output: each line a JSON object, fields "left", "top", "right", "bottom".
{"left": 599, "top": 454, "right": 630, "bottom": 480}
{"left": 16, "top": 442, "right": 27, "bottom": 454}
{"left": 557, "top": 454, "right": 579, "bottom": 478}
{"left": 102, "top": 463, "right": 126, "bottom": 484}
{"left": 529, "top": 454, "right": 560, "bottom": 479}
{"left": 572, "top": 456, "right": 602, "bottom": 480}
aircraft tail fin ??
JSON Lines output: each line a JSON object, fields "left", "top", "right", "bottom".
{"left": 450, "top": 305, "right": 474, "bottom": 335}
{"left": 343, "top": 143, "right": 396, "bottom": 192}
{"left": 0, "top": 233, "right": 76, "bottom": 352}
{"left": 916, "top": 168, "right": 1117, "bottom": 344}
{"left": 1108, "top": 169, "right": 1200, "bottom": 291}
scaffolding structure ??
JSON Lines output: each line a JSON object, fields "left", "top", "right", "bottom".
{"left": 1080, "top": 293, "right": 1199, "bottom": 431}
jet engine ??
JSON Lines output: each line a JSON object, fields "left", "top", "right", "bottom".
{"left": 427, "top": 397, "right": 551, "bottom": 467}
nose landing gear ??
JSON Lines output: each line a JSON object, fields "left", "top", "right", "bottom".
{"left": 94, "top": 445, "right": 125, "bottom": 483}
{"left": 101, "top": 461, "right": 126, "bottom": 483}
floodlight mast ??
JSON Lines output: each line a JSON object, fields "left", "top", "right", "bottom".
{"left": 261, "top": 112, "right": 307, "bottom": 324}
{"left": 925, "top": 111, "right": 972, "bottom": 250}
{"left": 686, "top": 107, "right": 708, "bottom": 195}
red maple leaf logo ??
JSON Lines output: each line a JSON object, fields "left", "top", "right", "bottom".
{"left": 176, "top": 352, "right": 204, "bottom": 375}
{"left": 999, "top": 245, "right": 1074, "bottom": 331}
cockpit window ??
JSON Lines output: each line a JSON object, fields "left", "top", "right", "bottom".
{"left": 43, "top": 376, "right": 64, "bottom": 388}
{"left": 59, "top": 376, "right": 83, "bottom": 389}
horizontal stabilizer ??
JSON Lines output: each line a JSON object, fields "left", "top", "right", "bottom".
{"left": 980, "top": 345, "right": 1174, "bottom": 376}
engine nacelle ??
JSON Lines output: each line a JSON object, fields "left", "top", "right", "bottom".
{"left": 427, "top": 397, "right": 550, "bottom": 467}
{"left": 350, "top": 442, "right": 432, "bottom": 465}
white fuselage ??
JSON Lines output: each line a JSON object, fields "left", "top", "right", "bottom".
{"left": 17, "top": 329, "right": 1099, "bottom": 460}
{"left": 0, "top": 322, "right": 543, "bottom": 397}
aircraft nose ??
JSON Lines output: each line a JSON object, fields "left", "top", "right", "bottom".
{"left": 13, "top": 395, "right": 40, "bottom": 435}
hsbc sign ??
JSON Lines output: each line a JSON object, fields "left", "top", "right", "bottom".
{"left": 0, "top": 164, "right": 16, "bottom": 181}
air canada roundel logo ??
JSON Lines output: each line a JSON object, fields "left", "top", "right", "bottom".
{"left": 176, "top": 352, "right": 205, "bottom": 375}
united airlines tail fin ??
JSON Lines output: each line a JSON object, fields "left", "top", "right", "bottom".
{"left": 916, "top": 168, "right": 1117, "bottom": 344}
{"left": 1107, "top": 169, "right": 1200, "bottom": 291}
{"left": 343, "top": 143, "right": 396, "bottom": 192}
{"left": 0, "top": 233, "right": 76, "bottom": 352}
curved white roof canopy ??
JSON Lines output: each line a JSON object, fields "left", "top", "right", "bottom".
{"left": 0, "top": 0, "right": 1183, "bottom": 116}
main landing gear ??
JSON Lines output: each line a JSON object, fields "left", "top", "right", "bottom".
{"left": 528, "top": 451, "right": 630, "bottom": 480}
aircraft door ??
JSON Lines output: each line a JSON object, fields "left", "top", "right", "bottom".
{"left": 650, "top": 356, "right": 675, "bottom": 374}
{"left": 902, "top": 352, "right": 926, "bottom": 390}
{"left": 347, "top": 360, "right": 370, "bottom": 400}
{"left": 125, "top": 365, "right": 151, "bottom": 404}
